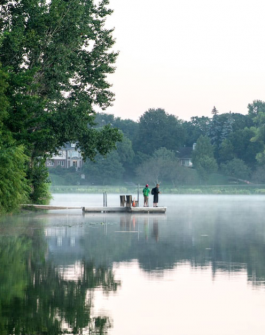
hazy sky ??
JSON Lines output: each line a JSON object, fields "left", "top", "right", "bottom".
{"left": 104, "top": 0, "right": 265, "bottom": 121}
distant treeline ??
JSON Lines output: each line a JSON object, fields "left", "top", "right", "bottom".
{"left": 50, "top": 102, "right": 265, "bottom": 186}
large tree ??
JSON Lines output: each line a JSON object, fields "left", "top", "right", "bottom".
{"left": 207, "top": 106, "right": 222, "bottom": 148}
{"left": 182, "top": 116, "right": 210, "bottom": 147}
{"left": 192, "top": 136, "right": 218, "bottom": 182}
{"left": 134, "top": 108, "right": 185, "bottom": 155}
{"left": 95, "top": 112, "right": 139, "bottom": 142}
{"left": 0, "top": 0, "right": 122, "bottom": 203}
{"left": 220, "top": 158, "right": 251, "bottom": 181}
{"left": 218, "top": 128, "right": 263, "bottom": 168}
{"left": 247, "top": 100, "right": 265, "bottom": 164}
{"left": 0, "top": 65, "right": 30, "bottom": 212}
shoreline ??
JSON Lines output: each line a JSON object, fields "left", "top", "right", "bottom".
{"left": 49, "top": 185, "right": 265, "bottom": 195}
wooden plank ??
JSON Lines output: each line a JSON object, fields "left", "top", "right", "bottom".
{"left": 22, "top": 204, "right": 167, "bottom": 214}
{"left": 82, "top": 207, "right": 127, "bottom": 213}
{"left": 22, "top": 204, "right": 82, "bottom": 210}
{"left": 83, "top": 206, "right": 166, "bottom": 213}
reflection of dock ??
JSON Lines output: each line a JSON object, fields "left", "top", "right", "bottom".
{"left": 23, "top": 205, "right": 166, "bottom": 214}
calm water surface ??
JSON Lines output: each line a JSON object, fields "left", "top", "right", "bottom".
{"left": 1, "top": 194, "right": 265, "bottom": 334}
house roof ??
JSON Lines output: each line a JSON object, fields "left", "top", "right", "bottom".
{"left": 178, "top": 147, "right": 193, "bottom": 159}
{"left": 61, "top": 143, "right": 77, "bottom": 150}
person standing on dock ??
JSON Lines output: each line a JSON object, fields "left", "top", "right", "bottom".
{"left": 152, "top": 184, "right": 160, "bottom": 207}
{"left": 143, "top": 184, "right": 151, "bottom": 207}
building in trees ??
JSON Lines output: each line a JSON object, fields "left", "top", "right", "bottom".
{"left": 46, "top": 143, "right": 83, "bottom": 170}
{"left": 177, "top": 144, "right": 196, "bottom": 167}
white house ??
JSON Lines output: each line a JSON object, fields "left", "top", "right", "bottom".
{"left": 178, "top": 143, "right": 196, "bottom": 167}
{"left": 46, "top": 143, "right": 83, "bottom": 169}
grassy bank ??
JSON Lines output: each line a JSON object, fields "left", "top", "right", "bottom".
{"left": 49, "top": 185, "right": 265, "bottom": 195}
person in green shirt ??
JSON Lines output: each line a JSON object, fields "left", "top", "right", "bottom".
{"left": 143, "top": 184, "right": 151, "bottom": 207}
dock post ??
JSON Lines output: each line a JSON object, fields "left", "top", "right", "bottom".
{"left": 103, "top": 192, "right": 107, "bottom": 207}
{"left": 120, "top": 195, "right": 125, "bottom": 207}
{"left": 126, "top": 195, "right": 132, "bottom": 207}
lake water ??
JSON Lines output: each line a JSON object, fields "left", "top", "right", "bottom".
{"left": 1, "top": 194, "right": 265, "bottom": 334}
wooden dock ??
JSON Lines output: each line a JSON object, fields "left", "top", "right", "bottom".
{"left": 22, "top": 205, "right": 82, "bottom": 210}
{"left": 82, "top": 206, "right": 166, "bottom": 213}
{"left": 22, "top": 204, "right": 166, "bottom": 214}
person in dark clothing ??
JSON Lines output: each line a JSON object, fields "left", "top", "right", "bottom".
{"left": 153, "top": 184, "right": 160, "bottom": 207}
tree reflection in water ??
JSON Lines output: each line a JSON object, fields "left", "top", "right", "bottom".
{"left": 0, "top": 228, "right": 120, "bottom": 335}
{"left": 2, "top": 198, "right": 265, "bottom": 333}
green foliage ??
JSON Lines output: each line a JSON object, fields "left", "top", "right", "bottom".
{"left": 0, "top": 0, "right": 122, "bottom": 205}
{"left": 220, "top": 158, "right": 251, "bottom": 180}
{"left": 218, "top": 128, "right": 263, "bottom": 168}
{"left": 135, "top": 147, "right": 198, "bottom": 186}
{"left": 220, "top": 113, "right": 234, "bottom": 142}
{"left": 195, "top": 156, "right": 218, "bottom": 182}
{"left": 170, "top": 165, "right": 199, "bottom": 185}
{"left": 182, "top": 116, "right": 210, "bottom": 147}
{"left": 229, "top": 113, "right": 253, "bottom": 132}
{"left": 116, "top": 135, "right": 135, "bottom": 164}
{"left": 134, "top": 108, "right": 185, "bottom": 155}
{"left": 251, "top": 166, "right": 265, "bottom": 183}
{"left": 192, "top": 136, "right": 215, "bottom": 162}
{"left": 0, "top": 236, "right": 30, "bottom": 302}
{"left": 247, "top": 100, "right": 265, "bottom": 165}
{"left": 0, "top": 227, "right": 119, "bottom": 335}
{"left": 82, "top": 151, "right": 125, "bottom": 185}
{"left": 95, "top": 113, "right": 139, "bottom": 142}
{"left": 0, "top": 0, "right": 122, "bottom": 160}
{"left": 248, "top": 100, "right": 265, "bottom": 118}
{"left": 0, "top": 143, "right": 30, "bottom": 212}
{"left": 28, "top": 160, "right": 52, "bottom": 204}
{"left": 136, "top": 147, "right": 176, "bottom": 184}
{"left": 218, "top": 139, "right": 235, "bottom": 163}
{"left": 48, "top": 166, "right": 81, "bottom": 185}
{"left": 80, "top": 134, "right": 134, "bottom": 184}
{"left": 231, "top": 128, "right": 262, "bottom": 166}
{"left": 192, "top": 136, "right": 218, "bottom": 181}
{"left": 0, "top": 65, "right": 31, "bottom": 212}
{"left": 48, "top": 184, "right": 265, "bottom": 194}
{"left": 207, "top": 107, "right": 222, "bottom": 148}
{"left": 47, "top": 100, "right": 265, "bottom": 188}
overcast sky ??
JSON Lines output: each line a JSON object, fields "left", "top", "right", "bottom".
{"left": 104, "top": 0, "right": 265, "bottom": 121}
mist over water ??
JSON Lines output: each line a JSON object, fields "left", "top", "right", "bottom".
{"left": 1, "top": 194, "right": 265, "bottom": 334}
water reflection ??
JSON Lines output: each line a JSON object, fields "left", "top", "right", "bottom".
{"left": 0, "top": 219, "right": 120, "bottom": 335}
{"left": 1, "top": 195, "right": 265, "bottom": 334}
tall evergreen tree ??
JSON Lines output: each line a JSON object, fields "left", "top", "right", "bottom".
{"left": 220, "top": 113, "right": 234, "bottom": 143}
{"left": 207, "top": 106, "right": 222, "bottom": 148}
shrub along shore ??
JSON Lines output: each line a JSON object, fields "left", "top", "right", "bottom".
{"left": 49, "top": 185, "right": 265, "bottom": 195}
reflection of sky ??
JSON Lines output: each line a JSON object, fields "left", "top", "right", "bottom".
{"left": 44, "top": 194, "right": 265, "bottom": 334}
{"left": 94, "top": 262, "right": 265, "bottom": 335}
